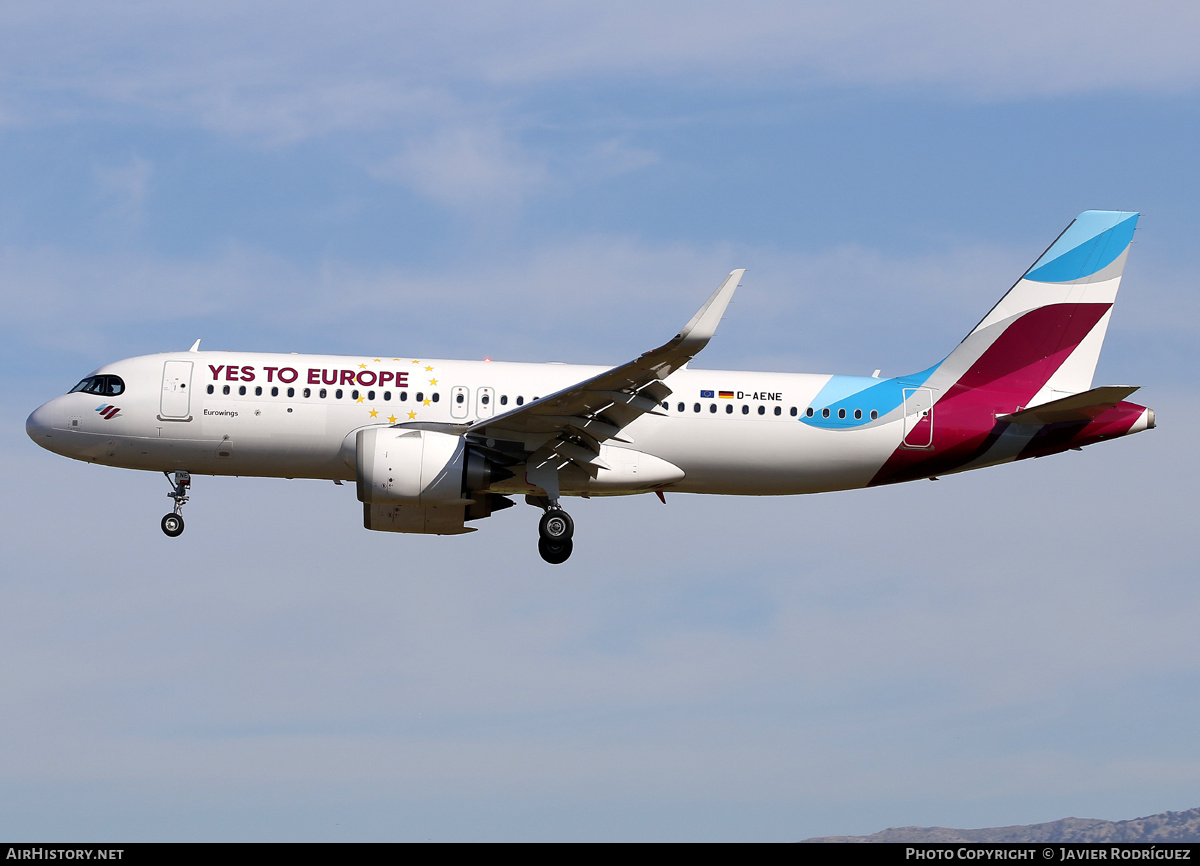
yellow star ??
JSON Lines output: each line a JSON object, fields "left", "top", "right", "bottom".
{"left": 429, "top": 378, "right": 438, "bottom": 386}
{"left": 412, "top": 359, "right": 420, "bottom": 364}
{"left": 407, "top": 410, "right": 417, "bottom": 419}
{"left": 356, "top": 395, "right": 365, "bottom": 403}
{"left": 369, "top": 409, "right": 378, "bottom": 418}
{"left": 387, "top": 414, "right": 397, "bottom": 423}
{"left": 425, "top": 365, "right": 434, "bottom": 372}
{"left": 423, "top": 398, "right": 432, "bottom": 406}
{"left": 373, "top": 358, "right": 381, "bottom": 363}
{"left": 358, "top": 363, "right": 367, "bottom": 369}
{"left": 392, "top": 358, "right": 400, "bottom": 362}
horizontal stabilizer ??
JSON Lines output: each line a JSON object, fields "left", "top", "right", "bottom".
{"left": 998, "top": 385, "right": 1140, "bottom": 425}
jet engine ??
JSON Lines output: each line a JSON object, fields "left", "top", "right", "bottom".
{"left": 355, "top": 427, "right": 513, "bottom": 534}
{"left": 356, "top": 427, "right": 469, "bottom": 507}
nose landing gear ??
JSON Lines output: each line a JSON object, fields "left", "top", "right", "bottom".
{"left": 537, "top": 505, "right": 574, "bottom": 565}
{"left": 161, "top": 471, "right": 190, "bottom": 537}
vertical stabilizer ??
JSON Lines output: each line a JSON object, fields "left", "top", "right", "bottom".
{"left": 927, "top": 210, "right": 1138, "bottom": 408}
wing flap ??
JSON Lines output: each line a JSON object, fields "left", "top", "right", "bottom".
{"left": 466, "top": 270, "right": 743, "bottom": 483}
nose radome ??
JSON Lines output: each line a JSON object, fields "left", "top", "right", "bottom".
{"left": 26, "top": 402, "right": 56, "bottom": 446}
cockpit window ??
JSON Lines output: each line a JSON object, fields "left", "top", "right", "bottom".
{"left": 69, "top": 375, "right": 125, "bottom": 397}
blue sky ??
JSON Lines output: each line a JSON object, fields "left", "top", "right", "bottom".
{"left": 3, "top": 1, "right": 1199, "bottom": 841}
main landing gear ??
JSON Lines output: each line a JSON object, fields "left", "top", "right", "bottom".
{"left": 161, "top": 471, "right": 190, "bottom": 538}
{"left": 537, "top": 505, "right": 574, "bottom": 565}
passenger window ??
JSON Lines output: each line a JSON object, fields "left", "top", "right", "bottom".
{"left": 336, "top": 389, "right": 343, "bottom": 399}
{"left": 870, "top": 410, "right": 878, "bottom": 420}
{"left": 774, "top": 406, "right": 781, "bottom": 416}
{"left": 432, "top": 393, "right": 440, "bottom": 402}
{"left": 821, "top": 408, "right": 830, "bottom": 418}
{"left": 726, "top": 404, "right": 733, "bottom": 414}
{"left": 415, "top": 392, "right": 424, "bottom": 402}
{"left": 271, "top": 387, "right": 279, "bottom": 397}
{"left": 741, "top": 405, "right": 749, "bottom": 415}
{"left": 677, "top": 402, "right": 684, "bottom": 412}
{"left": 789, "top": 407, "right": 797, "bottom": 417}
{"left": 368, "top": 390, "right": 376, "bottom": 400}
{"left": 255, "top": 386, "right": 262, "bottom": 396}
{"left": 693, "top": 403, "right": 701, "bottom": 413}
{"left": 456, "top": 393, "right": 465, "bottom": 404}
{"left": 516, "top": 396, "right": 524, "bottom": 406}
{"left": 838, "top": 408, "right": 846, "bottom": 419}
{"left": 222, "top": 385, "right": 230, "bottom": 395}
{"left": 758, "top": 406, "right": 765, "bottom": 415}
{"left": 806, "top": 407, "right": 814, "bottom": 417}
{"left": 287, "top": 387, "right": 295, "bottom": 398}
{"left": 500, "top": 395, "right": 508, "bottom": 406}
{"left": 709, "top": 403, "right": 717, "bottom": 413}
{"left": 481, "top": 394, "right": 489, "bottom": 405}
{"left": 854, "top": 409, "right": 862, "bottom": 420}
{"left": 303, "top": 388, "right": 311, "bottom": 398}
{"left": 384, "top": 391, "right": 391, "bottom": 401}
{"left": 239, "top": 385, "right": 247, "bottom": 396}
{"left": 400, "top": 391, "right": 408, "bottom": 402}
{"left": 319, "top": 389, "right": 327, "bottom": 398}
{"left": 352, "top": 390, "right": 360, "bottom": 400}
{"left": 207, "top": 384, "right": 214, "bottom": 394}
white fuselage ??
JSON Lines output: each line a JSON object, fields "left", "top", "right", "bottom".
{"left": 28, "top": 351, "right": 907, "bottom": 498}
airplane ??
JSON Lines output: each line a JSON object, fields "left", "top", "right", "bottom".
{"left": 26, "top": 210, "right": 1154, "bottom": 564}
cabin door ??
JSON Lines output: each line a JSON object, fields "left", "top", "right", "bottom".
{"left": 901, "top": 387, "right": 934, "bottom": 449}
{"left": 476, "top": 387, "right": 495, "bottom": 418}
{"left": 160, "top": 361, "right": 194, "bottom": 420}
{"left": 450, "top": 385, "right": 470, "bottom": 419}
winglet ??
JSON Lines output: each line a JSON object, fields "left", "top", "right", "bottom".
{"left": 188, "top": 339, "right": 202, "bottom": 353}
{"left": 675, "top": 269, "right": 743, "bottom": 351}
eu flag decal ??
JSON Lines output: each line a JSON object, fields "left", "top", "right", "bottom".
{"left": 700, "top": 390, "right": 714, "bottom": 398}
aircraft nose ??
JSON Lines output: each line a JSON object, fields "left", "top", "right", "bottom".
{"left": 26, "top": 401, "right": 57, "bottom": 446}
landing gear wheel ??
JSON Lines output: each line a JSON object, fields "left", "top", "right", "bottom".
{"left": 538, "top": 537, "right": 573, "bottom": 565}
{"left": 538, "top": 509, "right": 574, "bottom": 542}
{"left": 162, "top": 471, "right": 191, "bottom": 538}
{"left": 161, "top": 513, "right": 185, "bottom": 537}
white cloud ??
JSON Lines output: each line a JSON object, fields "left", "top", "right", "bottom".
{"left": 2, "top": 227, "right": 1185, "bottom": 380}
{"left": 371, "top": 123, "right": 549, "bottom": 211}
{"left": 3, "top": 1, "right": 1200, "bottom": 145}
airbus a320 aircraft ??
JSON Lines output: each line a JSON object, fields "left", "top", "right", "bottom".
{"left": 27, "top": 211, "right": 1154, "bottom": 564}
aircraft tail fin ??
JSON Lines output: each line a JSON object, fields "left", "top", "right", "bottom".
{"left": 925, "top": 210, "right": 1139, "bottom": 409}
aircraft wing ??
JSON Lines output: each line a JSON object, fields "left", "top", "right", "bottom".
{"left": 459, "top": 269, "right": 744, "bottom": 485}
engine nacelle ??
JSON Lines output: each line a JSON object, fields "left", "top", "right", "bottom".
{"left": 356, "top": 427, "right": 468, "bottom": 507}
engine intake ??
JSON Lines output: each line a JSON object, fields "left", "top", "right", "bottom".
{"left": 356, "top": 427, "right": 469, "bottom": 507}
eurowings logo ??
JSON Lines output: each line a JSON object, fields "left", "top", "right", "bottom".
{"left": 95, "top": 404, "right": 121, "bottom": 420}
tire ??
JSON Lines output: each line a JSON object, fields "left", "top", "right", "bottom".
{"left": 161, "top": 513, "right": 185, "bottom": 537}
{"left": 538, "top": 509, "right": 574, "bottom": 542}
{"left": 538, "top": 537, "right": 573, "bottom": 565}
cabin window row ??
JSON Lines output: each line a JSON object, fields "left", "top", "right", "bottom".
{"left": 206, "top": 384, "right": 440, "bottom": 402}
{"left": 805, "top": 406, "right": 879, "bottom": 421}
{"left": 206, "top": 384, "right": 542, "bottom": 406}
{"left": 666, "top": 401, "right": 878, "bottom": 421}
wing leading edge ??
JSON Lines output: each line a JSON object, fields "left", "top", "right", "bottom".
{"left": 458, "top": 269, "right": 744, "bottom": 494}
